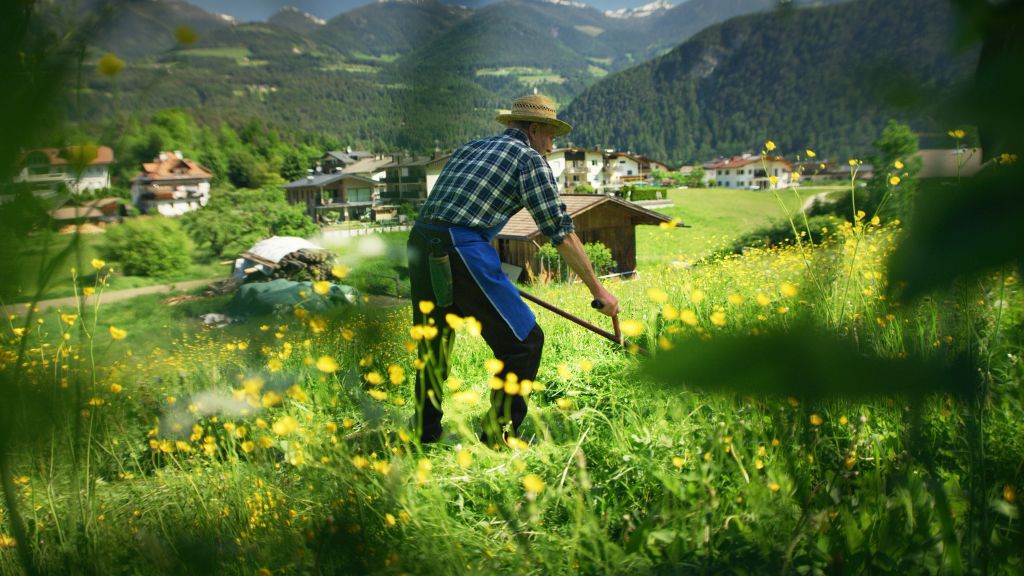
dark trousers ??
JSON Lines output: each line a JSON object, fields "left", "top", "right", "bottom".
{"left": 407, "top": 224, "right": 544, "bottom": 444}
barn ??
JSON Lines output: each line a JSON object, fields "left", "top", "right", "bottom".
{"left": 493, "top": 194, "right": 678, "bottom": 281}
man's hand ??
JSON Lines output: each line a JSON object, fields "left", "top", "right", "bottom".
{"left": 590, "top": 286, "right": 620, "bottom": 317}
{"left": 554, "top": 232, "right": 621, "bottom": 317}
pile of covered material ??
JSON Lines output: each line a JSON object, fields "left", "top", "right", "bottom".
{"left": 234, "top": 236, "right": 335, "bottom": 282}
{"left": 220, "top": 236, "right": 360, "bottom": 316}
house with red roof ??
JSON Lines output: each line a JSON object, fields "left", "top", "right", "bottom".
{"left": 15, "top": 146, "right": 114, "bottom": 194}
{"left": 704, "top": 154, "right": 793, "bottom": 189}
{"left": 131, "top": 151, "right": 213, "bottom": 216}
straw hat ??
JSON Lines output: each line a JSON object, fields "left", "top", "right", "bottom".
{"left": 496, "top": 94, "right": 572, "bottom": 137}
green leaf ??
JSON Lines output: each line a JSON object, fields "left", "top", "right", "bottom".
{"left": 645, "top": 325, "right": 976, "bottom": 399}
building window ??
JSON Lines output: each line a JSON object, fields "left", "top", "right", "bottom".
{"left": 401, "top": 167, "right": 409, "bottom": 178}
{"left": 627, "top": 170, "right": 633, "bottom": 176}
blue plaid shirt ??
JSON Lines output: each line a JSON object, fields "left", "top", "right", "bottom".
{"left": 419, "top": 128, "right": 574, "bottom": 245}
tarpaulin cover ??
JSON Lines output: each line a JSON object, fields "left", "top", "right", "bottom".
{"left": 228, "top": 279, "right": 359, "bottom": 316}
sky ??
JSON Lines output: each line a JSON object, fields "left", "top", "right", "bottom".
{"left": 188, "top": 0, "right": 665, "bottom": 22}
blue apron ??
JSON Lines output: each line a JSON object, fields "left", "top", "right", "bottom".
{"left": 417, "top": 221, "right": 536, "bottom": 342}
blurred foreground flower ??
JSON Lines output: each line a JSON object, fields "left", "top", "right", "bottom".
{"left": 97, "top": 53, "right": 124, "bottom": 77}
{"left": 522, "top": 474, "right": 545, "bottom": 494}
{"left": 316, "top": 355, "right": 339, "bottom": 373}
{"left": 109, "top": 326, "right": 127, "bottom": 340}
{"left": 175, "top": 25, "right": 199, "bottom": 45}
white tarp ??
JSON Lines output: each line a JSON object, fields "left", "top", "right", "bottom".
{"left": 240, "top": 236, "right": 326, "bottom": 268}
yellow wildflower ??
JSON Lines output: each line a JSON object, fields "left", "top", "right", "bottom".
{"left": 240, "top": 441, "right": 255, "bottom": 453}
{"left": 457, "top": 449, "right": 473, "bottom": 468}
{"left": 485, "top": 358, "right": 504, "bottom": 374}
{"left": 110, "top": 383, "right": 122, "bottom": 394}
{"left": 780, "top": 283, "right": 798, "bottom": 298}
{"left": 620, "top": 319, "right": 644, "bottom": 337}
{"left": 364, "top": 371, "right": 383, "bottom": 385}
{"left": 175, "top": 25, "right": 198, "bottom": 45}
{"left": 690, "top": 289, "right": 704, "bottom": 303}
{"left": 272, "top": 415, "right": 299, "bottom": 436}
{"left": 556, "top": 397, "right": 573, "bottom": 411}
{"left": 522, "top": 474, "right": 545, "bottom": 493}
{"left": 769, "top": 175, "right": 778, "bottom": 186}
{"left": 680, "top": 309, "right": 698, "bottom": 326}
{"left": 313, "top": 281, "right": 331, "bottom": 296}
{"left": 672, "top": 456, "right": 685, "bottom": 468}
{"left": 90, "top": 258, "right": 106, "bottom": 270}
{"left": 805, "top": 149, "right": 816, "bottom": 158}
{"left": 83, "top": 286, "right": 96, "bottom": 296}
{"left": 384, "top": 513, "right": 397, "bottom": 528}
{"left": 418, "top": 300, "right": 435, "bottom": 314}
{"left": 464, "top": 316, "right": 482, "bottom": 337}
{"left": 661, "top": 304, "right": 679, "bottom": 320}
{"left": 709, "top": 311, "right": 726, "bottom": 327}
{"left": 809, "top": 414, "right": 823, "bottom": 426}
{"left": 445, "top": 313, "right": 464, "bottom": 330}
{"left": 769, "top": 482, "right": 781, "bottom": 492}
{"left": 109, "top": 326, "right": 128, "bottom": 340}
{"left": 889, "top": 175, "right": 901, "bottom": 186}
{"left": 764, "top": 140, "right": 776, "bottom": 151}
{"left": 646, "top": 288, "right": 668, "bottom": 303}
{"left": 894, "top": 160, "right": 904, "bottom": 169}
{"left": 96, "top": 53, "right": 125, "bottom": 77}
{"left": 316, "top": 356, "right": 339, "bottom": 373}
{"left": 331, "top": 264, "right": 350, "bottom": 279}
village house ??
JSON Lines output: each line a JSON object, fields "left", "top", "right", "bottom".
{"left": 131, "top": 151, "right": 213, "bottom": 216}
{"left": 380, "top": 155, "right": 432, "bottom": 206}
{"left": 49, "top": 197, "right": 126, "bottom": 226}
{"left": 318, "top": 147, "right": 375, "bottom": 173}
{"left": 603, "top": 152, "right": 642, "bottom": 187}
{"left": 493, "top": 194, "right": 676, "bottom": 281}
{"left": 282, "top": 172, "right": 378, "bottom": 222}
{"left": 914, "top": 148, "right": 983, "bottom": 178}
{"left": 634, "top": 154, "right": 673, "bottom": 175}
{"left": 15, "top": 146, "right": 114, "bottom": 194}
{"left": 544, "top": 147, "right": 605, "bottom": 193}
{"left": 704, "top": 154, "right": 793, "bottom": 189}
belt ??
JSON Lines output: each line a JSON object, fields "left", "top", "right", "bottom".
{"left": 416, "top": 218, "right": 454, "bottom": 228}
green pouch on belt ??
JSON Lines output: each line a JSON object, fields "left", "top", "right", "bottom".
{"left": 428, "top": 238, "right": 453, "bottom": 308}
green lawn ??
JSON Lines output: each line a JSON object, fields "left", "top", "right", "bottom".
{"left": 5, "top": 231, "right": 227, "bottom": 304}
{"left": 637, "top": 185, "right": 833, "bottom": 268}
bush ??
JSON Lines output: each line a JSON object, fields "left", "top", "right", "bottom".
{"left": 621, "top": 185, "right": 668, "bottom": 201}
{"left": 103, "top": 217, "right": 192, "bottom": 277}
{"left": 537, "top": 240, "right": 617, "bottom": 282}
{"left": 574, "top": 183, "right": 595, "bottom": 193}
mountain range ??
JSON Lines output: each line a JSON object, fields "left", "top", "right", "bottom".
{"left": 70, "top": 0, "right": 974, "bottom": 163}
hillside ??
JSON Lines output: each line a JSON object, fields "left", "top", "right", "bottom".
{"left": 562, "top": 0, "right": 977, "bottom": 163}
{"left": 84, "top": 0, "right": 233, "bottom": 60}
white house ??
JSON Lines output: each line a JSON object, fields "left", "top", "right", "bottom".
{"left": 704, "top": 154, "right": 793, "bottom": 189}
{"left": 15, "top": 146, "right": 114, "bottom": 194}
{"left": 424, "top": 153, "right": 452, "bottom": 197}
{"left": 602, "top": 152, "right": 642, "bottom": 187}
{"left": 131, "top": 151, "right": 213, "bottom": 216}
{"left": 545, "top": 147, "right": 605, "bottom": 193}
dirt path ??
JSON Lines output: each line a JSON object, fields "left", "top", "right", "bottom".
{"left": 5, "top": 278, "right": 221, "bottom": 317}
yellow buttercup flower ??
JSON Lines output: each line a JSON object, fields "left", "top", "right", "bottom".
{"left": 709, "top": 311, "right": 726, "bottom": 327}
{"left": 889, "top": 175, "right": 901, "bottom": 186}
{"left": 948, "top": 129, "right": 966, "bottom": 139}
{"left": 809, "top": 414, "right": 823, "bottom": 426}
{"left": 83, "top": 286, "right": 96, "bottom": 296}
{"left": 331, "top": 264, "right": 350, "bottom": 279}
{"left": 272, "top": 415, "right": 299, "bottom": 436}
{"left": 619, "top": 319, "right": 644, "bottom": 337}
{"left": 894, "top": 160, "right": 904, "bottom": 170}
{"left": 96, "top": 53, "right": 125, "bottom": 77}
{"left": 445, "top": 313, "right": 464, "bottom": 330}
{"left": 313, "top": 281, "right": 331, "bottom": 296}
{"left": 646, "top": 288, "right": 668, "bottom": 303}
{"left": 175, "top": 25, "right": 199, "bottom": 45}
{"left": 522, "top": 474, "right": 545, "bottom": 493}
{"left": 780, "top": 283, "right": 798, "bottom": 298}
{"left": 418, "top": 300, "right": 435, "bottom": 314}
{"left": 805, "top": 149, "right": 816, "bottom": 158}
{"left": 764, "top": 140, "right": 776, "bottom": 152}
{"left": 485, "top": 358, "right": 504, "bottom": 375}
{"left": 316, "top": 355, "right": 339, "bottom": 373}
{"left": 679, "top": 309, "right": 698, "bottom": 326}
{"left": 690, "top": 289, "right": 705, "bottom": 304}
{"left": 90, "top": 258, "right": 106, "bottom": 270}
{"left": 109, "top": 326, "right": 128, "bottom": 340}
{"left": 457, "top": 449, "right": 473, "bottom": 468}
{"left": 769, "top": 175, "right": 778, "bottom": 186}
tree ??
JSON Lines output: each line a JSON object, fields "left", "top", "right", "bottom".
{"left": 280, "top": 150, "right": 308, "bottom": 183}
{"left": 865, "top": 120, "right": 921, "bottom": 220}
{"left": 102, "top": 217, "right": 192, "bottom": 277}
{"left": 181, "top": 187, "right": 318, "bottom": 258}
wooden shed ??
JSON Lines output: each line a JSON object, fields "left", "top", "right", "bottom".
{"left": 493, "top": 194, "right": 678, "bottom": 281}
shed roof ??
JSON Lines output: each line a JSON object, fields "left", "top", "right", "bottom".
{"left": 239, "top": 236, "right": 328, "bottom": 269}
{"left": 497, "top": 194, "right": 674, "bottom": 241}
{"left": 24, "top": 146, "right": 114, "bottom": 167}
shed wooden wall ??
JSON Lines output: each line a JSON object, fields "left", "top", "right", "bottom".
{"left": 493, "top": 204, "right": 643, "bottom": 280}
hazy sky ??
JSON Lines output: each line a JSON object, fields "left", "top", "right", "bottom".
{"left": 189, "top": 0, "right": 665, "bottom": 21}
